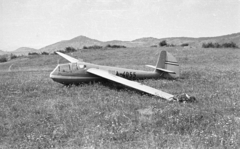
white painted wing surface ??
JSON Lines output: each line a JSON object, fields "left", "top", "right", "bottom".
{"left": 87, "top": 68, "right": 174, "bottom": 101}
{"left": 56, "top": 52, "right": 81, "bottom": 63}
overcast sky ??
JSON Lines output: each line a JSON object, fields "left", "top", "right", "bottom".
{"left": 0, "top": 0, "right": 239, "bottom": 51}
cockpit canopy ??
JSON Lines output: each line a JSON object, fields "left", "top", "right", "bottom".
{"left": 57, "top": 63, "right": 86, "bottom": 73}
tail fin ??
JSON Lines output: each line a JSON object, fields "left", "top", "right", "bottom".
{"left": 146, "top": 51, "right": 180, "bottom": 78}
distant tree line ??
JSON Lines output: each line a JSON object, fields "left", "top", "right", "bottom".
{"left": 83, "top": 45, "right": 103, "bottom": 50}
{"left": 41, "top": 52, "right": 49, "bottom": 55}
{"left": 27, "top": 44, "right": 128, "bottom": 57}
{"left": 28, "top": 52, "right": 39, "bottom": 56}
{"left": 56, "top": 47, "right": 78, "bottom": 54}
{"left": 28, "top": 44, "right": 127, "bottom": 56}
{"left": 181, "top": 43, "right": 189, "bottom": 47}
{"left": 83, "top": 44, "right": 126, "bottom": 50}
{"left": 158, "top": 40, "right": 238, "bottom": 48}
{"left": 27, "top": 47, "right": 79, "bottom": 55}
{"left": 158, "top": 40, "right": 188, "bottom": 47}
{"left": 105, "top": 44, "right": 126, "bottom": 48}
{"left": 202, "top": 42, "right": 239, "bottom": 48}
{"left": 0, "top": 46, "right": 79, "bottom": 63}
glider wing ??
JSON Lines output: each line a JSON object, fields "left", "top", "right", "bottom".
{"left": 87, "top": 68, "right": 174, "bottom": 101}
{"left": 56, "top": 52, "right": 82, "bottom": 63}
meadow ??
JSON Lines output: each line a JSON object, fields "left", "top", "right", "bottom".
{"left": 0, "top": 47, "right": 240, "bottom": 148}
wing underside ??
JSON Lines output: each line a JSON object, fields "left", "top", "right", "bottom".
{"left": 87, "top": 68, "right": 174, "bottom": 101}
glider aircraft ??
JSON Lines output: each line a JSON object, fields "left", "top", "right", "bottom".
{"left": 50, "top": 51, "right": 194, "bottom": 102}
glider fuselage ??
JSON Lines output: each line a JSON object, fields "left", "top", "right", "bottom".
{"left": 50, "top": 61, "right": 165, "bottom": 85}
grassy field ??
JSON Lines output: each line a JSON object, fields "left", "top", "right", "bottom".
{"left": 0, "top": 47, "right": 240, "bottom": 148}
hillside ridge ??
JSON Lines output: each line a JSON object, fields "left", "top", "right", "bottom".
{"left": 1, "top": 32, "right": 239, "bottom": 55}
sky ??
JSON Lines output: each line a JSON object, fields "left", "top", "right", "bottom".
{"left": 0, "top": 0, "right": 240, "bottom": 51}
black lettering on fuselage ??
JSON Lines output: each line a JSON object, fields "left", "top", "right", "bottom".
{"left": 116, "top": 71, "right": 136, "bottom": 80}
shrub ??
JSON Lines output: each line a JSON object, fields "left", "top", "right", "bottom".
{"left": 0, "top": 56, "right": 7, "bottom": 63}
{"left": 202, "top": 42, "right": 239, "bottom": 48}
{"left": 41, "top": 52, "right": 49, "bottom": 55}
{"left": 222, "top": 42, "right": 238, "bottom": 48}
{"left": 106, "top": 44, "right": 126, "bottom": 48}
{"left": 82, "top": 45, "right": 103, "bottom": 50}
{"left": 181, "top": 43, "right": 189, "bottom": 47}
{"left": 214, "top": 43, "right": 221, "bottom": 48}
{"left": 65, "top": 47, "right": 77, "bottom": 53}
{"left": 202, "top": 42, "right": 214, "bottom": 48}
{"left": 10, "top": 53, "right": 17, "bottom": 59}
{"left": 159, "top": 40, "right": 167, "bottom": 47}
{"left": 28, "top": 52, "right": 39, "bottom": 56}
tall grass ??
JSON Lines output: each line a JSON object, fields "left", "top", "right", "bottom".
{"left": 0, "top": 47, "right": 240, "bottom": 148}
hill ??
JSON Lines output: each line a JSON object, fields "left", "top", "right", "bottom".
{"left": 1, "top": 32, "right": 238, "bottom": 55}
{"left": 39, "top": 36, "right": 103, "bottom": 53}
{"left": 131, "top": 37, "right": 162, "bottom": 47}
{"left": 38, "top": 32, "right": 240, "bottom": 53}
{"left": 13, "top": 47, "right": 38, "bottom": 56}
{"left": 198, "top": 32, "right": 240, "bottom": 46}
{"left": 39, "top": 36, "right": 164, "bottom": 53}
{"left": 161, "top": 33, "right": 240, "bottom": 47}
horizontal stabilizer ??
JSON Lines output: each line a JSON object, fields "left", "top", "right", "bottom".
{"left": 146, "top": 65, "right": 176, "bottom": 74}
{"left": 56, "top": 52, "right": 82, "bottom": 63}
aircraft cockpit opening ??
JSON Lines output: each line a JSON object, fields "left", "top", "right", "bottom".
{"left": 57, "top": 64, "right": 71, "bottom": 73}
{"left": 55, "top": 63, "right": 86, "bottom": 73}
{"left": 78, "top": 64, "right": 86, "bottom": 69}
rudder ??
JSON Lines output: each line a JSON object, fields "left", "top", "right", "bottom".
{"left": 156, "top": 51, "right": 180, "bottom": 78}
